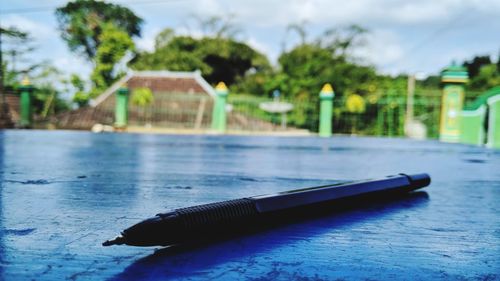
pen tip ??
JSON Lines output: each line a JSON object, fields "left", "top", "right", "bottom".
{"left": 102, "top": 236, "right": 126, "bottom": 246}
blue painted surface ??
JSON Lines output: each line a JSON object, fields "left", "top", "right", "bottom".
{"left": 0, "top": 130, "right": 499, "bottom": 280}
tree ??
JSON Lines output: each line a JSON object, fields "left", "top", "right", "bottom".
{"left": 461, "top": 55, "right": 500, "bottom": 91}
{"left": 30, "top": 65, "right": 70, "bottom": 116}
{"left": 0, "top": 27, "right": 69, "bottom": 116}
{"left": 272, "top": 42, "right": 377, "bottom": 128}
{"left": 131, "top": 87, "right": 154, "bottom": 123}
{"left": 131, "top": 29, "right": 270, "bottom": 85}
{"left": 154, "top": 28, "right": 174, "bottom": 50}
{"left": 319, "top": 25, "right": 367, "bottom": 57}
{"left": 497, "top": 50, "right": 500, "bottom": 72}
{"left": 282, "top": 21, "right": 309, "bottom": 51}
{"left": 463, "top": 55, "right": 491, "bottom": 79}
{"left": 69, "top": 74, "right": 88, "bottom": 107}
{"left": 131, "top": 87, "right": 154, "bottom": 107}
{"left": 55, "top": 0, "right": 142, "bottom": 60}
{"left": 188, "top": 14, "right": 242, "bottom": 39}
{"left": 89, "top": 23, "right": 134, "bottom": 99}
{"left": 237, "top": 24, "right": 375, "bottom": 129}
{"left": 469, "top": 64, "right": 500, "bottom": 91}
{"left": 275, "top": 25, "right": 374, "bottom": 97}
{"left": 1, "top": 26, "right": 42, "bottom": 87}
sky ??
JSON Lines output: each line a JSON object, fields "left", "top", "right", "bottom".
{"left": 2, "top": 0, "right": 500, "bottom": 80}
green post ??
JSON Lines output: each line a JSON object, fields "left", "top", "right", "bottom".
{"left": 319, "top": 83, "right": 334, "bottom": 137}
{"left": 460, "top": 106, "right": 486, "bottom": 145}
{"left": 487, "top": 95, "right": 500, "bottom": 148}
{"left": 18, "top": 77, "right": 33, "bottom": 128}
{"left": 211, "top": 82, "right": 228, "bottom": 133}
{"left": 439, "top": 63, "right": 468, "bottom": 142}
{"left": 115, "top": 87, "right": 129, "bottom": 129}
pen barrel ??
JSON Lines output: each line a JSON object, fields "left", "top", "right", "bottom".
{"left": 174, "top": 198, "right": 259, "bottom": 230}
{"left": 117, "top": 173, "right": 430, "bottom": 246}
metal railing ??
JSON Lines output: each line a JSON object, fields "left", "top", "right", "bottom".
{"left": 34, "top": 88, "right": 488, "bottom": 139}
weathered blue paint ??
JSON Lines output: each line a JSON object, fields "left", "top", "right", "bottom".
{"left": 0, "top": 130, "right": 499, "bottom": 280}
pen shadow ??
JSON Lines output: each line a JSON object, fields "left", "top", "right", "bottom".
{"left": 108, "top": 191, "right": 429, "bottom": 281}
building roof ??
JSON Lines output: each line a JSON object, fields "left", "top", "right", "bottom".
{"left": 89, "top": 70, "right": 216, "bottom": 107}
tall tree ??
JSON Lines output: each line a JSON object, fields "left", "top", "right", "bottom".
{"left": 497, "top": 49, "right": 500, "bottom": 71}
{"left": 90, "top": 23, "right": 134, "bottom": 98}
{"left": 30, "top": 65, "right": 70, "bottom": 116}
{"left": 258, "top": 25, "right": 376, "bottom": 129}
{"left": 55, "top": 0, "right": 142, "bottom": 60}
{"left": 0, "top": 27, "right": 41, "bottom": 86}
{"left": 188, "top": 14, "right": 242, "bottom": 39}
{"left": 468, "top": 64, "right": 500, "bottom": 91}
{"left": 273, "top": 25, "right": 374, "bottom": 100}
{"left": 131, "top": 29, "right": 269, "bottom": 85}
{"left": 463, "top": 55, "right": 492, "bottom": 79}
{"left": 282, "top": 21, "right": 309, "bottom": 51}
{"left": 154, "top": 28, "right": 175, "bottom": 50}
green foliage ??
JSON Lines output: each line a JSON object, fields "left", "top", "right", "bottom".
{"left": 1, "top": 27, "right": 69, "bottom": 115}
{"left": 154, "top": 28, "right": 174, "bottom": 50}
{"left": 420, "top": 75, "right": 440, "bottom": 89}
{"left": 268, "top": 45, "right": 378, "bottom": 128}
{"left": 90, "top": 23, "right": 134, "bottom": 99}
{"left": 1, "top": 26, "right": 41, "bottom": 78}
{"left": 72, "top": 91, "right": 90, "bottom": 107}
{"left": 231, "top": 71, "right": 271, "bottom": 97}
{"left": 461, "top": 55, "right": 500, "bottom": 91}
{"left": 55, "top": 0, "right": 142, "bottom": 60}
{"left": 54, "top": 0, "right": 139, "bottom": 106}
{"left": 27, "top": 65, "right": 70, "bottom": 116}
{"left": 68, "top": 74, "right": 89, "bottom": 107}
{"left": 131, "top": 87, "right": 154, "bottom": 107}
{"left": 468, "top": 64, "right": 500, "bottom": 91}
{"left": 131, "top": 30, "right": 270, "bottom": 85}
{"left": 227, "top": 25, "right": 378, "bottom": 129}
{"left": 0, "top": 26, "right": 28, "bottom": 38}
{"left": 464, "top": 55, "right": 492, "bottom": 79}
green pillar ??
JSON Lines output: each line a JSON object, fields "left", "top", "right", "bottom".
{"left": 318, "top": 84, "right": 334, "bottom": 137}
{"left": 460, "top": 106, "right": 486, "bottom": 145}
{"left": 211, "top": 82, "right": 228, "bottom": 133}
{"left": 439, "top": 63, "right": 468, "bottom": 142}
{"left": 18, "top": 77, "right": 34, "bottom": 128}
{"left": 115, "top": 87, "right": 129, "bottom": 128}
{"left": 487, "top": 95, "right": 500, "bottom": 148}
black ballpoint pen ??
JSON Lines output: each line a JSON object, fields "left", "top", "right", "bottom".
{"left": 103, "top": 173, "right": 430, "bottom": 247}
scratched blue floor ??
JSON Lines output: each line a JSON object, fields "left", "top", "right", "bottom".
{"left": 0, "top": 130, "right": 499, "bottom": 280}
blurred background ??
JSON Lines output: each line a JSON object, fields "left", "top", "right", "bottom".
{"left": 1, "top": 0, "right": 499, "bottom": 140}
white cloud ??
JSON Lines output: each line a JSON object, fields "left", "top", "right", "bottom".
{"left": 3, "top": 0, "right": 500, "bottom": 77}
{"left": 202, "top": 0, "right": 461, "bottom": 28}
{"left": 53, "top": 56, "right": 91, "bottom": 75}
{"left": 354, "top": 29, "right": 405, "bottom": 74}
{"left": 135, "top": 27, "right": 161, "bottom": 52}
{"left": 187, "top": 0, "right": 224, "bottom": 16}
{"left": 2, "top": 14, "right": 53, "bottom": 40}
{"left": 246, "top": 37, "right": 278, "bottom": 61}
{"left": 175, "top": 26, "right": 204, "bottom": 39}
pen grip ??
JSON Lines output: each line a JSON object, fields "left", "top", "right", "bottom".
{"left": 175, "top": 198, "right": 258, "bottom": 230}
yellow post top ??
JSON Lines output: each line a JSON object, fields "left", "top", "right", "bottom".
{"left": 215, "top": 82, "right": 228, "bottom": 91}
{"left": 321, "top": 83, "right": 334, "bottom": 94}
{"left": 21, "top": 76, "right": 31, "bottom": 86}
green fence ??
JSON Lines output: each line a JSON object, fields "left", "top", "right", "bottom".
{"left": 38, "top": 88, "right": 488, "bottom": 138}
{"left": 229, "top": 89, "right": 444, "bottom": 138}
{"left": 128, "top": 93, "right": 214, "bottom": 129}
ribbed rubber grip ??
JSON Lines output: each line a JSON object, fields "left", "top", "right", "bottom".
{"left": 175, "top": 198, "right": 258, "bottom": 229}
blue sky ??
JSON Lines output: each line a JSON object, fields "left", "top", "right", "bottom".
{"left": 2, "top": 0, "right": 500, "bottom": 80}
